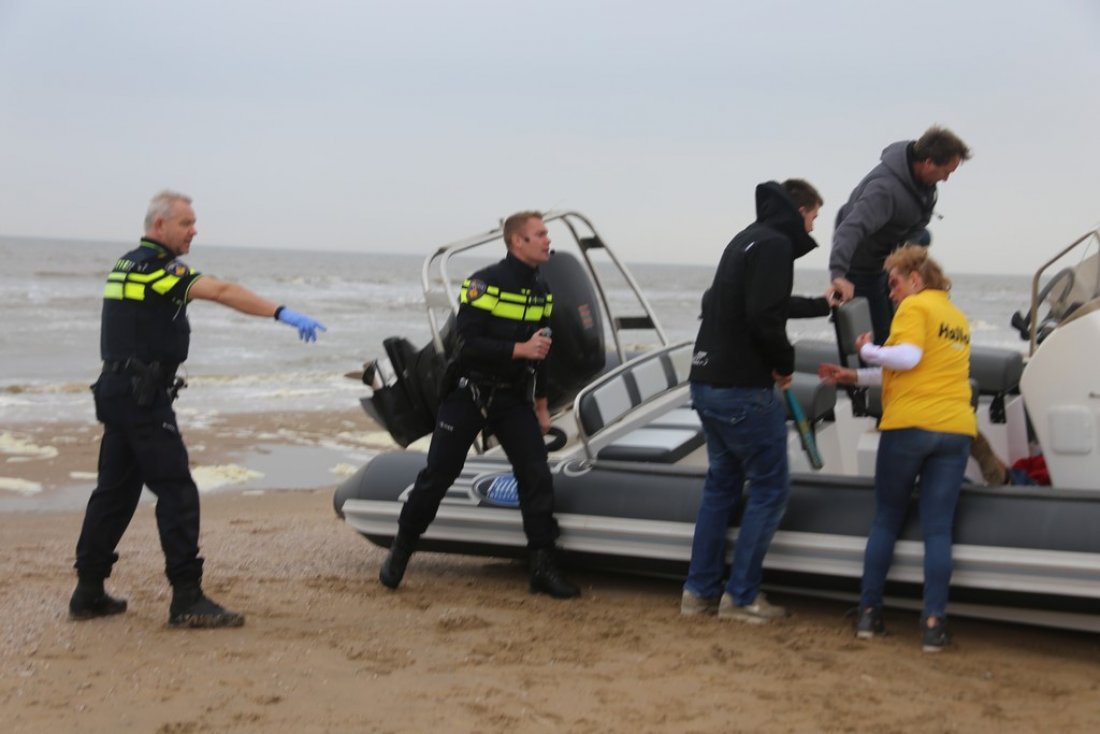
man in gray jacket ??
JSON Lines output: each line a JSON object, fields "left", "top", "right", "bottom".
{"left": 829, "top": 126, "right": 971, "bottom": 343}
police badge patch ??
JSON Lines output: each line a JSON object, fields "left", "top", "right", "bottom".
{"left": 466, "top": 279, "right": 487, "bottom": 301}
{"left": 166, "top": 260, "right": 190, "bottom": 277}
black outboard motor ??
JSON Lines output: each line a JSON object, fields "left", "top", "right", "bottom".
{"left": 362, "top": 251, "right": 606, "bottom": 447}
{"left": 361, "top": 336, "right": 447, "bottom": 448}
{"left": 540, "top": 251, "right": 607, "bottom": 411}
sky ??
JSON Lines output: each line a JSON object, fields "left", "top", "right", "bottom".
{"left": 1, "top": 0, "right": 1098, "bottom": 275}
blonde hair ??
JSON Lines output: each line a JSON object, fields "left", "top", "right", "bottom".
{"left": 884, "top": 244, "right": 951, "bottom": 291}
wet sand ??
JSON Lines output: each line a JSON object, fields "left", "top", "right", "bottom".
{"left": 2, "top": 414, "right": 1099, "bottom": 732}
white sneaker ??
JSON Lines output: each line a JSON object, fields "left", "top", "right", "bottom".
{"left": 718, "top": 592, "right": 787, "bottom": 624}
{"left": 680, "top": 589, "right": 720, "bottom": 616}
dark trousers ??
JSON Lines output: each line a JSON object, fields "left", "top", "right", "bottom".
{"left": 398, "top": 385, "right": 558, "bottom": 549}
{"left": 74, "top": 374, "right": 203, "bottom": 586}
{"left": 847, "top": 269, "right": 895, "bottom": 345}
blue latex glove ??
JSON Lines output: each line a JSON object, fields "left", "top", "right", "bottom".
{"left": 276, "top": 307, "right": 326, "bottom": 342}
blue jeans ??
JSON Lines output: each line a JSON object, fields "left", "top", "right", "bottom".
{"left": 846, "top": 270, "right": 894, "bottom": 345}
{"left": 860, "top": 428, "right": 972, "bottom": 619}
{"left": 684, "top": 383, "right": 789, "bottom": 604}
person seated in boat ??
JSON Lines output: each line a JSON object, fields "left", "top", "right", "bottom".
{"left": 681, "top": 179, "right": 835, "bottom": 624}
{"left": 819, "top": 244, "right": 976, "bottom": 652}
{"left": 377, "top": 210, "right": 580, "bottom": 599}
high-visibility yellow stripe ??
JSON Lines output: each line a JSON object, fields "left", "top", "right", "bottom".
{"left": 459, "top": 280, "right": 551, "bottom": 320}
{"left": 125, "top": 269, "right": 166, "bottom": 284}
{"left": 463, "top": 291, "right": 499, "bottom": 310}
{"left": 151, "top": 275, "right": 180, "bottom": 295}
{"left": 107, "top": 272, "right": 127, "bottom": 282}
{"left": 123, "top": 283, "right": 146, "bottom": 301}
{"left": 492, "top": 302, "right": 547, "bottom": 321}
{"left": 104, "top": 283, "right": 124, "bottom": 300}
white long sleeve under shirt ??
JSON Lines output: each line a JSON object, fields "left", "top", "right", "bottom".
{"left": 854, "top": 342, "right": 923, "bottom": 386}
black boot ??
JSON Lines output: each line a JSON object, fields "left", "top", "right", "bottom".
{"left": 168, "top": 581, "right": 245, "bottom": 628}
{"left": 69, "top": 578, "right": 127, "bottom": 620}
{"left": 379, "top": 532, "right": 416, "bottom": 590}
{"left": 529, "top": 548, "right": 580, "bottom": 599}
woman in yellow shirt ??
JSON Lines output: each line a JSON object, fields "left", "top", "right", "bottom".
{"left": 820, "top": 245, "right": 976, "bottom": 652}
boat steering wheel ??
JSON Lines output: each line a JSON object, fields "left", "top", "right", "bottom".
{"left": 1012, "top": 266, "right": 1076, "bottom": 343}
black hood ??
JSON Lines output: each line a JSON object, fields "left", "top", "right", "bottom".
{"left": 754, "top": 181, "right": 819, "bottom": 260}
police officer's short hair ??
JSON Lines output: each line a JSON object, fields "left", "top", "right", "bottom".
{"left": 782, "top": 179, "right": 823, "bottom": 210}
{"left": 913, "top": 126, "right": 972, "bottom": 165}
{"left": 502, "top": 210, "right": 543, "bottom": 250}
{"left": 145, "top": 190, "right": 193, "bottom": 232}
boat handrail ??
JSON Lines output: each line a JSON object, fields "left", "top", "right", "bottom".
{"left": 571, "top": 339, "right": 694, "bottom": 461}
{"left": 1027, "top": 227, "right": 1100, "bottom": 356}
{"left": 418, "top": 210, "right": 669, "bottom": 362}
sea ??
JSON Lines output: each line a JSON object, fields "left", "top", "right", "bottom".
{"left": 0, "top": 234, "right": 1034, "bottom": 427}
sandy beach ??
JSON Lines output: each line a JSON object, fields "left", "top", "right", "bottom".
{"left": 2, "top": 413, "right": 1099, "bottom": 733}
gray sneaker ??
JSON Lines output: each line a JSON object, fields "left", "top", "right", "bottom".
{"left": 855, "top": 606, "right": 886, "bottom": 639}
{"left": 680, "top": 589, "right": 720, "bottom": 616}
{"left": 921, "top": 616, "right": 950, "bottom": 653}
{"left": 718, "top": 592, "right": 787, "bottom": 624}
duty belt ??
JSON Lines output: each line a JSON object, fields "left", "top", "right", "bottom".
{"left": 462, "top": 370, "right": 516, "bottom": 390}
{"left": 102, "top": 360, "right": 130, "bottom": 374}
{"left": 102, "top": 358, "right": 179, "bottom": 387}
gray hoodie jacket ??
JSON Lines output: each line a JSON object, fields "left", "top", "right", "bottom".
{"left": 828, "top": 140, "right": 937, "bottom": 280}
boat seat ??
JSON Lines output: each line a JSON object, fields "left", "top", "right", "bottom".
{"left": 577, "top": 343, "right": 704, "bottom": 463}
{"left": 785, "top": 373, "right": 837, "bottom": 424}
{"left": 833, "top": 298, "right": 881, "bottom": 418}
{"left": 650, "top": 406, "right": 701, "bottom": 429}
{"left": 577, "top": 345, "right": 691, "bottom": 436}
{"left": 597, "top": 426, "right": 705, "bottom": 463}
{"left": 596, "top": 404, "right": 705, "bottom": 465}
{"left": 793, "top": 338, "right": 840, "bottom": 374}
{"left": 969, "top": 345, "right": 1024, "bottom": 423}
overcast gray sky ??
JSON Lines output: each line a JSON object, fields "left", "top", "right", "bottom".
{"left": 1, "top": 0, "right": 1097, "bottom": 274}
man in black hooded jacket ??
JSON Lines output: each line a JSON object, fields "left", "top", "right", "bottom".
{"left": 681, "top": 179, "right": 834, "bottom": 623}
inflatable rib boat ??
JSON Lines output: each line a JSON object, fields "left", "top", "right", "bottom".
{"left": 336, "top": 212, "right": 1100, "bottom": 633}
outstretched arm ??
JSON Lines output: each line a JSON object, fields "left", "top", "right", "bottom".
{"left": 189, "top": 275, "right": 278, "bottom": 316}
{"left": 189, "top": 276, "right": 326, "bottom": 342}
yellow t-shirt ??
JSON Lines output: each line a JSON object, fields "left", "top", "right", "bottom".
{"left": 879, "top": 289, "right": 977, "bottom": 436}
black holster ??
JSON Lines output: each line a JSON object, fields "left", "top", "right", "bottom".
{"left": 128, "top": 360, "right": 178, "bottom": 407}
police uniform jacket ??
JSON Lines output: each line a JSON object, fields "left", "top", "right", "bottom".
{"left": 100, "top": 238, "right": 203, "bottom": 372}
{"left": 455, "top": 252, "right": 553, "bottom": 398}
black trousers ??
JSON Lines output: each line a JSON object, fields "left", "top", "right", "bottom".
{"left": 848, "top": 269, "right": 897, "bottom": 345}
{"left": 74, "top": 373, "right": 203, "bottom": 586}
{"left": 398, "top": 385, "right": 558, "bottom": 549}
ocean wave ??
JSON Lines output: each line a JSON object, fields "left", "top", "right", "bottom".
{"left": 0, "top": 432, "right": 60, "bottom": 460}
{"left": 0, "top": 477, "right": 42, "bottom": 495}
{"left": 191, "top": 464, "right": 265, "bottom": 493}
{"left": 1, "top": 381, "right": 91, "bottom": 395}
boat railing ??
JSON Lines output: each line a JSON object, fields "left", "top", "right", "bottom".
{"left": 419, "top": 210, "right": 669, "bottom": 364}
{"left": 1027, "top": 227, "right": 1100, "bottom": 356}
{"left": 571, "top": 340, "right": 694, "bottom": 461}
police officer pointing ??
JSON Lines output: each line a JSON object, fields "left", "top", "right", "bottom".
{"left": 379, "top": 210, "right": 579, "bottom": 598}
{"left": 69, "top": 190, "right": 325, "bottom": 628}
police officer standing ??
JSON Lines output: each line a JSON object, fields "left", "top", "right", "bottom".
{"left": 379, "top": 210, "right": 579, "bottom": 599}
{"left": 69, "top": 190, "right": 325, "bottom": 628}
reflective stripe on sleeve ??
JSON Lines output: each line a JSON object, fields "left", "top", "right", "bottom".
{"left": 151, "top": 275, "right": 181, "bottom": 295}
